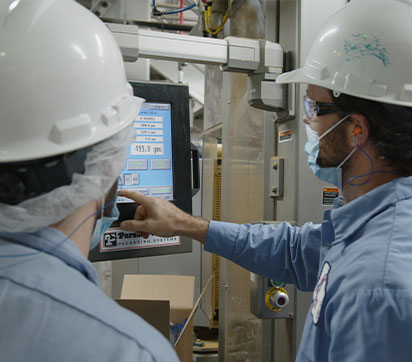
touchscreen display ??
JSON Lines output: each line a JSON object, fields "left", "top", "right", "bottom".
{"left": 117, "top": 102, "right": 174, "bottom": 202}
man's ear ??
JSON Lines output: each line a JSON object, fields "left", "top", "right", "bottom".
{"left": 348, "top": 113, "right": 369, "bottom": 147}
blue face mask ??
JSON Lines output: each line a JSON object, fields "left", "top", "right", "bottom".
{"left": 90, "top": 197, "right": 119, "bottom": 251}
{"left": 304, "top": 114, "right": 357, "bottom": 189}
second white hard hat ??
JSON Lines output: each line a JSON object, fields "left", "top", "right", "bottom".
{"left": 277, "top": 0, "right": 412, "bottom": 107}
{"left": 0, "top": 0, "right": 143, "bottom": 163}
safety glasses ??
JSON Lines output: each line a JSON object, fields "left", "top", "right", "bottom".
{"left": 303, "top": 95, "right": 337, "bottom": 122}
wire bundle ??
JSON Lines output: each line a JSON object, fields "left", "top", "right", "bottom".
{"left": 204, "top": 0, "right": 232, "bottom": 35}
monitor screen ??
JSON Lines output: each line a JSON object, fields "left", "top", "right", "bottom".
{"left": 117, "top": 102, "right": 174, "bottom": 202}
{"left": 89, "top": 82, "right": 193, "bottom": 262}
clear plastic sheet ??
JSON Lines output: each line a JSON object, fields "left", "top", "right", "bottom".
{"left": 219, "top": 1, "right": 266, "bottom": 361}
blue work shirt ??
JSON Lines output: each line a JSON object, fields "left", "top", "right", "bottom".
{"left": 205, "top": 176, "right": 412, "bottom": 362}
{"left": 0, "top": 228, "right": 179, "bottom": 362}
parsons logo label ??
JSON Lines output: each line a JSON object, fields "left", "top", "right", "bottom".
{"left": 103, "top": 232, "right": 117, "bottom": 247}
{"left": 117, "top": 231, "right": 144, "bottom": 239}
{"left": 100, "top": 228, "right": 180, "bottom": 252}
{"left": 103, "top": 230, "right": 145, "bottom": 248}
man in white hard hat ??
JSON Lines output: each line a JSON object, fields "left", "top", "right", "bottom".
{"left": 118, "top": 0, "right": 412, "bottom": 361}
{"left": 0, "top": 0, "right": 178, "bottom": 361}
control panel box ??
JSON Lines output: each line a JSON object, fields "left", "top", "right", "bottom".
{"left": 250, "top": 273, "right": 295, "bottom": 319}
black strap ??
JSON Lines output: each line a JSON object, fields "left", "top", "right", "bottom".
{"left": 0, "top": 147, "right": 90, "bottom": 205}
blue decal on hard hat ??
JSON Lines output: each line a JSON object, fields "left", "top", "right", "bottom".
{"left": 344, "top": 33, "right": 391, "bottom": 68}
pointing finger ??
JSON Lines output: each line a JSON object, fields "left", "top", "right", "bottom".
{"left": 119, "top": 190, "right": 149, "bottom": 205}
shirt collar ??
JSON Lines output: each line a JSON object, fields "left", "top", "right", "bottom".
{"left": 329, "top": 176, "right": 412, "bottom": 245}
{"left": 0, "top": 227, "right": 99, "bottom": 285}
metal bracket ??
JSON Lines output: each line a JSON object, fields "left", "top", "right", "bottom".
{"left": 220, "top": 36, "right": 260, "bottom": 73}
{"left": 273, "top": 109, "right": 295, "bottom": 124}
{"left": 269, "top": 156, "right": 284, "bottom": 198}
{"left": 91, "top": 0, "right": 113, "bottom": 17}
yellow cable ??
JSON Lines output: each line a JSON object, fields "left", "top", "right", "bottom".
{"left": 207, "top": 6, "right": 220, "bottom": 31}
{"left": 207, "top": 2, "right": 230, "bottom": 32}
{"left": 205, "top": 6, "right": 218, "bottom": 31}
{"left": 205, "top": 0, "right": 232, "bottom": 35}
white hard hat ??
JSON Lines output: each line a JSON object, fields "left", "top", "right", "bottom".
{"left": 277, "top": 0, "right": 412, "bottom": 107}
{"left": 0, "top": 0, "right": 142, "bottom": 163}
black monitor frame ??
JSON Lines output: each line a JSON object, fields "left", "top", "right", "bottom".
{"left": 89, "top": 82, "right": 192, "bottom": 262}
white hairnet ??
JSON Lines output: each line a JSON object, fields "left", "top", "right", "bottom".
{"left": 0, "top": 124, "right": 134, "bottom": 233}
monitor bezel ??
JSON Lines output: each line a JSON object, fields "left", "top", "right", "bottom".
{"left": 89, "top": 82, "right": 192, "bottom": 262}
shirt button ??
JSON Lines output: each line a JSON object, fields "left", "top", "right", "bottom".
{"left": 338, "top": 200, "right": 344, "bottom": 206}
{"left": 325, "top": 242, "right": 331, "bottom": 247}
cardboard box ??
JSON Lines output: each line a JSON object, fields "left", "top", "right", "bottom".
{"left": 118, "top": 274, "right": 213, "bottom": 362}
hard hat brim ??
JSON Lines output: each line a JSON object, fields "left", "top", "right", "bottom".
{"left": 276, "top": 68, "right": 316, "bottom": 85}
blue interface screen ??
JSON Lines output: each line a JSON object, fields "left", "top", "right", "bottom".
{"left": 117, "top": 102, "right": 174, "bottom": 202}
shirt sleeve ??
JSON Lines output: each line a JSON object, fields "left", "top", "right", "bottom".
{"left": 204, "top": 220, "right": 322, "bottom": 291}
{"left": 327, "top": 289, "right": 412, "bottom": 362}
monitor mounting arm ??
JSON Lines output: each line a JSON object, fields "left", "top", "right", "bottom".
{"left": 107, "top": 23, "right": 286, "bottom": 112}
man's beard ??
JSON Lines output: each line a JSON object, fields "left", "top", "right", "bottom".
{"left": 317, "top": 124, "right": 352, "bottom": 168}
